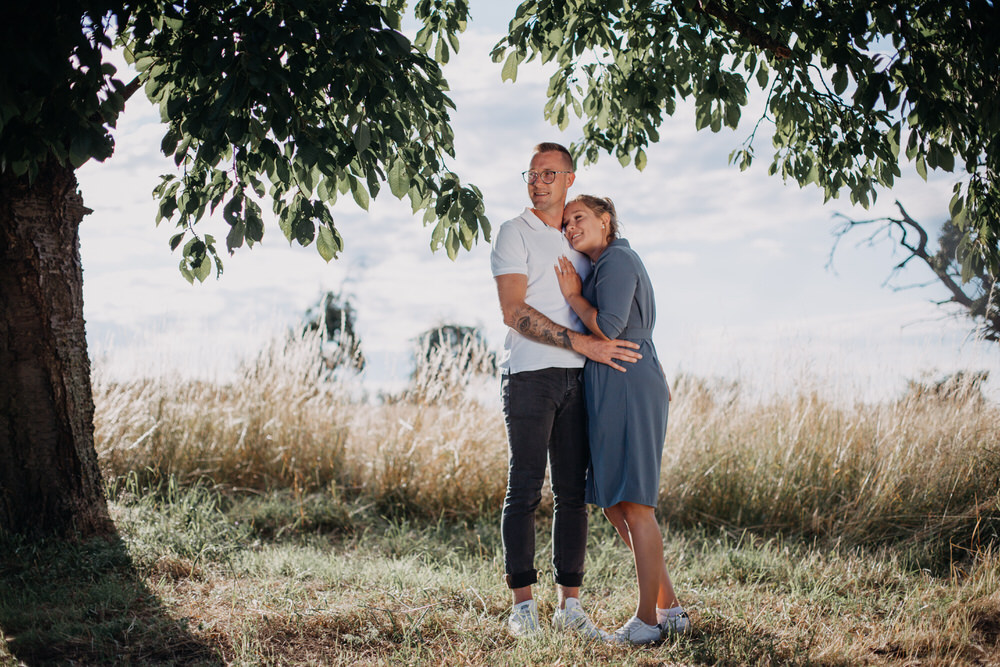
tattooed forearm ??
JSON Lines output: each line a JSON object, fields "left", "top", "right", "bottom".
{"left": 513, "top": 305, "right": 575, "bottom": 350}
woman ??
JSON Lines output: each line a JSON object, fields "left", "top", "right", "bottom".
{"left": 554, "top": 195, "right": 689, "bottom": 644}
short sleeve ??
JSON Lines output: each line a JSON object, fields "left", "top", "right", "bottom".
{"left": 491, "top": 220, "right": 528, "bottom": 277}
{"left": 592, "top": 248, "right": 638, "bottom": 339}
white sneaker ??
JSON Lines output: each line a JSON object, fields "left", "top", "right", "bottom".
{"left": 659, "top": 610, "right": 691, "bottom": 636}
{"left": 605, "top": 615, "right": 661, "bottom": 644}
{"left": 552, "top": 597, "right": 606, "bottom": 640}
{"left": 508, "top": 599, "right": 541, "bottom": 638}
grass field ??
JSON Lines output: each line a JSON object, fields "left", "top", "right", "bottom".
{"left": 2, "top": 332, "right": 999, "bottom": 664}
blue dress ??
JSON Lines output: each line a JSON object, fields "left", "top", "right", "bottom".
{"left": 582, "top": 239, "right": 669, "bottom": 508}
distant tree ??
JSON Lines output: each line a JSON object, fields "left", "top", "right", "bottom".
{"left": 1, "top": 0, "right": 484, "bottom": 538}
{"left": 833, "top": 202, "right": 1000, "bottom": 343}
{"left": 494, "top": 1, "right": 1000, "bottom": 276}
{"left": 404, "top": 324, "right": 497, "bottom": 404}
{"left": 905, "top": 370, "right": 990, "bottom": 404}
{"left": 414, "top": 324, "right": 497, "bottom": 376}
{"left": 302, "top": 292, "right": 365, "bottom": 372}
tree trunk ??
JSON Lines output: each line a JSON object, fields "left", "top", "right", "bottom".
{"left": 0, "top": 162, "right": 113, "bottom": 538}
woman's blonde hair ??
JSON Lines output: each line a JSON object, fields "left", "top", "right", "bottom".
{"left": 567, "top": 195, "right": 620, "bottom": 244}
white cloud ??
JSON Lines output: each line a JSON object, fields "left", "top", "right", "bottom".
{"left": 748, "top": 238, "right": 785, "bottom": 258}
{"left": 76, "top": 4, "right": 994, "bottom": 401}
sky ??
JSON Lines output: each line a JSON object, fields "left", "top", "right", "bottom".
{"left": 77, "top": 2, "right": 999, "bottom": 401}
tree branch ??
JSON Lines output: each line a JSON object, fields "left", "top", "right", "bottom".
{"left": 890, "top": 201, "right": 974, "bottom": 309}
{"left": 120, "top": 75, "right": 143, "bottom": 103}
{"left": 694, "top": 0, "right": 792, "bottom": 59}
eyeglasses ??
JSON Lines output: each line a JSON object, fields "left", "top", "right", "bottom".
{"left": 521, "top": 170, "right": 573, "bottom": 185}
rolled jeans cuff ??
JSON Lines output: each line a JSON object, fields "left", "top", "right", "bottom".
{"left": 505, "top": 570, "right": 538, "bottom": 590}
{"left": 554, "top": 571, "right": 584, "bottom": 588}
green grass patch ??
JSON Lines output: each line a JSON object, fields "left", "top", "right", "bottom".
{"left": 4, "top": 486, "right": 1000, "bottom": 665}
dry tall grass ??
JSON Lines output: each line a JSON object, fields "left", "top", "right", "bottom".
{"left": 94, "top": 328, "right": 507, "bottom": 521}
{"left": 662, "top": 375, "right": 1000, "bottom": 552}
{"left": 93, "top": 331, "right": 1000, "bottom": 553}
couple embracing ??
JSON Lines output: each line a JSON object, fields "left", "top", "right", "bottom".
{"left": 490, "top": 142, "right": 690, "bottom": 644}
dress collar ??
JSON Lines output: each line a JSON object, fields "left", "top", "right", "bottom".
{"left": 593, "top": 238, "right": 631, "bottom": 265}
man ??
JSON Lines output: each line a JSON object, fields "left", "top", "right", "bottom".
{"left": 490, "top": 142, "right": 641, "bottom": 638}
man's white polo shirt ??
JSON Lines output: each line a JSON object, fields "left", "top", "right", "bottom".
{"left": 491, "top": 207, "right": 592, "bottom": 373}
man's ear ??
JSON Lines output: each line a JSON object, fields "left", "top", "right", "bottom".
{"left": 567, "top": 172, "right": 576, "bottom": 188}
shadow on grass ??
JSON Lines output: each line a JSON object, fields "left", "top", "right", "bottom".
{"left": 677, "top": 620, "right": 856, "bottom": 667}
{"left": 0, "top": 531, "right": 219, "bottom": 665}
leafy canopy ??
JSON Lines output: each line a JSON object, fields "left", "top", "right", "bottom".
{"left": 1, "top": 0, "right": 487, "bottom": 283}
{"left": 493, "top": 0, "right": 1000, "bottom": 278}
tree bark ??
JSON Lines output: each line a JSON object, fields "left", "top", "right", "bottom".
{"left": 0, "top": 162, "right": 113, "bottom": 538}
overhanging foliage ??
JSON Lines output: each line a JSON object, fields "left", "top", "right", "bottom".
{"left": 1, "top": 0, "right": 488, "bottom": 283}
{"left": 493, "top": 0, "right": 1000, "bottom": 277}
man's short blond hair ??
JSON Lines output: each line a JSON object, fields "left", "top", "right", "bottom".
{"left": 532, "top": 142, "right": 574, "bottom": 170}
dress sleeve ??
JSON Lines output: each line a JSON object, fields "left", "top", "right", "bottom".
{"left": 592, "top": 248, "right": 638, "bottom": 339}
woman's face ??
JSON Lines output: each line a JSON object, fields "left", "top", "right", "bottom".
{"left": 563, "top": 201, "right": 609, "bottom": 257}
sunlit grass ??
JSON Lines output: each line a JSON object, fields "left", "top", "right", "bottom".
{"left": 7, "top": 329, "right": 982, "bottom": 663}
{"left": 4, "top": 484, "right": 1000, "bottom": 665}
{"left": 93, "top": 329, "right": 1000, "bottom": 561}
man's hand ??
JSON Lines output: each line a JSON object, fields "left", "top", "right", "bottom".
{"left": 573, "top": 334, "right": 641, "bottom": 372}
{"left": 496, "top": 273, "right": 641, "bottom": 371}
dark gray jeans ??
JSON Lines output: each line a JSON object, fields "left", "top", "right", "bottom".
{"left": 500, "top": 367, "right": 589, "bottom": 589}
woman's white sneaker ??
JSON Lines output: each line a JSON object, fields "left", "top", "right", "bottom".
{"left": 507, "top": 599, "right": 541, "bottom": 638}
{"left": 605, "top": 615, "right": 661, "bottom": 644}
{"left": 659, "top": 610, "right": 691, "bottom": 636}
{"left": 551, "top": 597, "right": 606, "bottom": 640}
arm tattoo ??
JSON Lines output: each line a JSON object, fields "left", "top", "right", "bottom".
{"left": 513, "top": 304, "right": 575, "bottom": 350}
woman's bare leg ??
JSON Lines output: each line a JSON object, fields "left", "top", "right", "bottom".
{"left": 603, "top": 505, "right": 632, "bottom": 548}
{"left": 605, "top": 504, "right": 679, "bottom": 611}
{"left": 609, "top": 501, "right": 681, "bottom": 625}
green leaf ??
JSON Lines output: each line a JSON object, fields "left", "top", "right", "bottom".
{"left": 350, "top": 176, "right": 370, "bottom": 210}
{"left": 192, "top": 255, "right": 211, "bottom": 283}
{"left": 501, "top": 51, "right": 523, "bottom": 83}
{"left": 887, "top": 124, "right": 901, "bottom": 159}
{"left": 935, "top": 143, "right": 955, "bottom": 172}
{"left": 435, "top": 36, "right": 449, "bottom": 64}
{"left": 178, "top": 259, "right": 195, "bottom": 285}
{"left": 949, "top": 192, "right": 964, "bottom": 219}
{"left": 276, "top": 158, "right": 290, "bottom": 185}
{"left": 388, "top": 159, "right": 409, "bottom": 198}
{"left": 905, "top": 132, "right": 919, "bottom": 160}
{"left": 479, "top": 214, "right": 492, "bottom": 242}
{"left": 316, "top": 224, "right": 341, "bottom": 262}
{"left": 755, "top": 62, "right": 769, "bottom": 89}
{"left": 832, "top": 68, "right": 848, "bottom": 96}
{"left": 245, "top": 204, "right": 264, "bottom": 244}
{"left": 445, "top": 228, "right": 460, "bottom": 259}
{"left": 226, "top": 220, "right": 246, "bottom": 252}
{"left": 161, "top": 127, "right": 180, "bottom": 155}
{"left": 68, "top": 133, "right": 92, "bottom": 168}
{"left": 915, "top": 155, "right": 928, "bottom": 180}
{"left": 961, "top": 250, "right": 975, "bottom": 283}
{"left": 354, "top": 124, "right": 371, "bottom": 153}
{"left": 430, "top": 220, "right": 447, "bottom": 249}
{"left": 635, "top": 149, "right": 647, "bottom": 171}
{"left": 277, "top": 204, "right": 293, "bottom": 242}
{"left": 725, "top": 103, "right": 741, "bottom": 128}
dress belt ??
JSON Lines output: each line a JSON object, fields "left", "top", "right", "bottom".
{"left": 620, "top": 327, "right": 653, "bottom": 339}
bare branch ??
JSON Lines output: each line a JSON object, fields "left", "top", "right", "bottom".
{"left": 891, "top": 278, "right": 941, "bottom": 291}
{"left": 831, "top": 200, "right": 1000, "bottom": 342}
